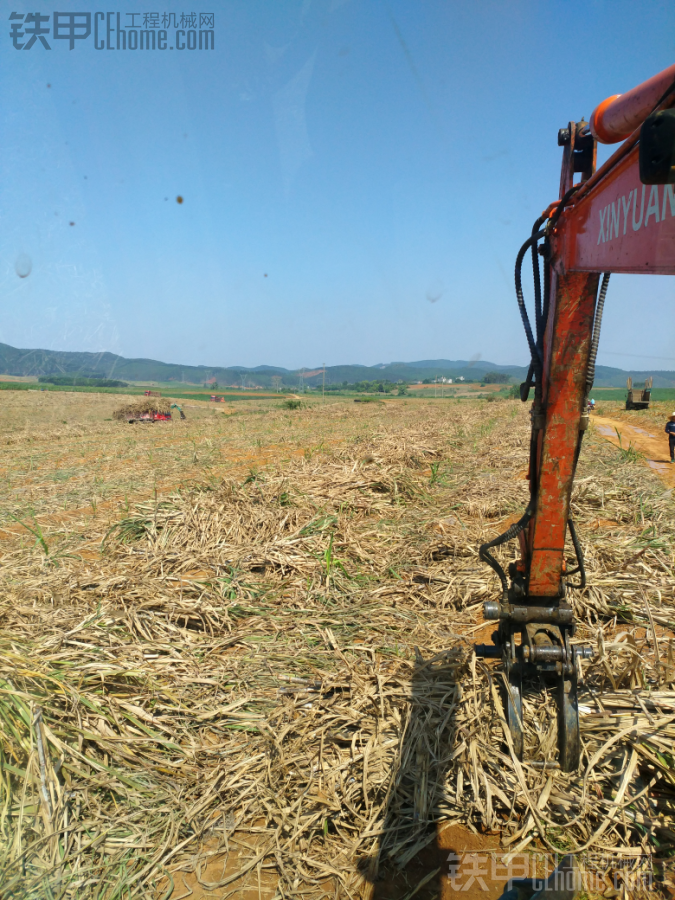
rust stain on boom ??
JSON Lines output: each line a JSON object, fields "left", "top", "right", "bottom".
{"left": 527, "top": 270, "right": 599, "bottom": 597}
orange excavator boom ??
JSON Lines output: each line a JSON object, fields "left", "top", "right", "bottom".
{"left": 475, "top": 63, "right": 675, "bottom": 770}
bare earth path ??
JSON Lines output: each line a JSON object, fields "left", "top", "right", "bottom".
{"left": 592, "top": 414, "right": 675, "bottom": 488}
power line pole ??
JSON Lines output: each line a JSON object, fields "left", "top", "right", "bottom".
{"left": 322, "top": 362, "right": 325, "bottom": 400}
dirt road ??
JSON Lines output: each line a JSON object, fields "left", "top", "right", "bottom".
{"left": 593, "top": 414, "right": 675, "bottom": 488}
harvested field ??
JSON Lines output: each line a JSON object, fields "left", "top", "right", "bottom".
{"left": 1, "top": 394, "right": 674, "bottom": 898}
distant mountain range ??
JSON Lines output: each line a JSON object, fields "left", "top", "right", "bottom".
{"left": 0, "top": 342, "right": 672, "bottom": 389}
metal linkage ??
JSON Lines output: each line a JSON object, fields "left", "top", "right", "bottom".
{"left": 475, "top": 601, "right": 592, "bottom": 770}
{"left": 483, "top": 601, "right": 574, "bottom": 625}
{"left": 473, "top": 130, "right": 603, "bottom": 772}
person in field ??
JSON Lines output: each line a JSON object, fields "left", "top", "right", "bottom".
{"left": 667, "top": 412, "right": 675, "bottom": 463}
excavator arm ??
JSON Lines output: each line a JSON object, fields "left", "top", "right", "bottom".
{"left": 476, "top": 63, "right": 675, "bottom": 771}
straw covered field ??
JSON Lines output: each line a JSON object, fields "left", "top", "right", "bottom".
{"left": 1, "top": 391, "right": 674, "bottom": 899}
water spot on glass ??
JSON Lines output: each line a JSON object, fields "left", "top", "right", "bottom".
{"left": 426, "top": 279, "right": 444, "bottom": 303}
{"left": 176, "top": 196, "right": 184, "bottom": 204}
{"left": 15, "top": 253, "right": 32, "bottom": 278}
{"left": 69, "top": 221, "right": 75, "bottom": 226}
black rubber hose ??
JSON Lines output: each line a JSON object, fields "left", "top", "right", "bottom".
{"left": 484, "top": 188, "right": 583, "bottom": 596}
{"left": 519, "top": 361, "right": 535, "bottom": 402}
{"left": 539, "top": 240, "right": 552, "bottom": 359}
{"left": 479, "top": 503, "right": 535, "bottom": 602}
{"left": 534, "top": 188, "right": 579, "bottom": 356}
{"left": 585, "top": 272, "right": 610, "bottom": 396}
{"left": 565, "top": 274, "right": 611, "bottom": 540}
{"left": 515, "top": 231, "right": 546, "bottom": 375}
{"left": 532, "top": 243, "right": 542, "bottom": 343}
{"left": 565, "top": 518, "right": 586, "bottom": 589}
{"left": 548, "top": 186, "right": 580, "bottom": 232}
{"left": 531, "top": 216, "right": 547, "bottom": 344}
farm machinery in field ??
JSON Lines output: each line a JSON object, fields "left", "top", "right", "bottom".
{"left": 475, "top": 62, "right": 675, "bottom": 770}
{"left": 625, "top": 375, "right": 652, "bottom": 409}
{"left": 125, "top": 403, "right": 186, "bottom": 423}
{"left": 125, "top": 410, "right": 172, "bottom": 423}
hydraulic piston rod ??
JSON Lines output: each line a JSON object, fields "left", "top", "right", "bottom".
{"left": 483, "top": 601, "right": 574, "bottom": 625}
{"left": 590, "top": 62, "right": 675, "bottom": 143}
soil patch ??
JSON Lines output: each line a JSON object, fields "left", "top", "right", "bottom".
{"left": 593, "top": 414, "right": 675, "bottom": 488}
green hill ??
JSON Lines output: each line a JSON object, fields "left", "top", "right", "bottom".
{"left": 0, "top": 343, "right": 671, "bottom": 391}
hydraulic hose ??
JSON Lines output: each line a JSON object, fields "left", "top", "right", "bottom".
{"left": 517, "top": 188, "right": 580, "bottom": 403}
{"left": 565, "top": 518, "right": 586, "bottom": 589}
{"left": 585, "top": 272, "right": 610, "bottom": 397}
{"left": 539, "top": 242, "right": 551, "bottom": 361}
{"left": 515, "top": 231, "right": 546, "bottom": 377}
{"left": 479, "top": 503, "right": 535, "bottom": 603}
{"left": 481, "top": 186, "right": 590, "bottom": 599}
{"left": 531, "top": 215, "right": 547, "bottom": 344}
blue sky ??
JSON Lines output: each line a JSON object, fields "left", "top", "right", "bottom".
{"left": 0, "top": 0, "right": 673, "bottom": 371}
